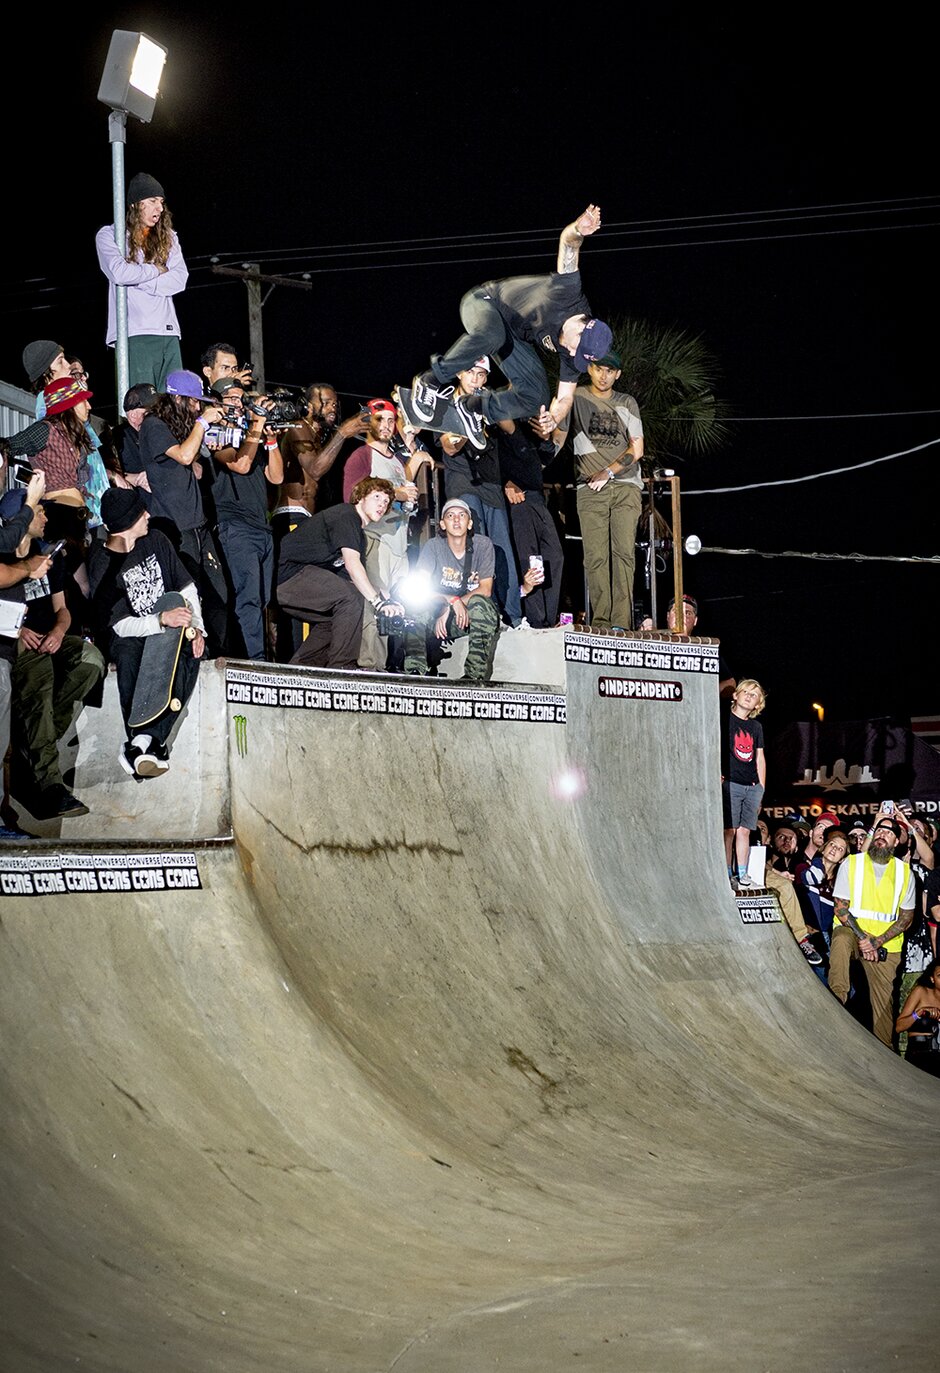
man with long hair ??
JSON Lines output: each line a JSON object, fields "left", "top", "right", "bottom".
{"left": 95, "top": 173, "right": 188, "bottom": 390}
{"left": 138, "top": 371, "right": 229, "bottom": 657}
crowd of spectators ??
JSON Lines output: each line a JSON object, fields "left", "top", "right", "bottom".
{"left": 760, "top": 804, "right": 940, "bottom": 1070}
{"left": 0, "top": 318, "right": 628, "bottom": 826}
{"left": 2, "top": 181, "right": 938, "bottom": 1080}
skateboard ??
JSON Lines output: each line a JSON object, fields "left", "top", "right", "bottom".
{"left": 128, "top": 592, "right": 197, "bottom": 730}
{"left": 394, "top": 384, "right": 486, "bottom": 449}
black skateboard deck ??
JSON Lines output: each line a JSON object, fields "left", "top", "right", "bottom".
{"left": 128, "top": 592, "right": 196, "bottom": 731}
{"left": 394, "top": 384, "right": 485, "bottom": 449}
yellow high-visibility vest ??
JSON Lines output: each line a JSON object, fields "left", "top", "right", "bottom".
{"left": 846, "top": 853, "right": 909, "bottom": 953}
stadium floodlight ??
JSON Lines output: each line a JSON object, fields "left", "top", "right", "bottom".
{"left": 97, "top": 31, "right": 167, "bottom": 123}
{"left": 97, "top": 31, "right": 168, "bottom": 405}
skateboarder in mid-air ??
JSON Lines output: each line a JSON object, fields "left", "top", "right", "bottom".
{"left": 397, "top": 205, "right": 612, "bottom": 449}
{"left": 87, "top": 488, "right": 205, "bottom": 779}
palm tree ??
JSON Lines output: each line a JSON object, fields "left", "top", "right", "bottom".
{"left": 602, "top": 315, "right": 731, "bottom": 464}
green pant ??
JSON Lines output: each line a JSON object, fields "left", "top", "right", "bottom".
{"left": 576, "top": 480, "right": 642, "bottom": 630}
{"left": 12, "top": 638, "right": 105, "bottom": 789}
{"left": 404, "top": 595, "right": 500, "bottom": 682}
{"left": 128, "top": 335, "right": 183, "bottom": 391}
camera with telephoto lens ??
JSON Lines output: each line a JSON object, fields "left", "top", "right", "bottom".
{"left": 243, "top": 388, "right": 304, "bottom": 431}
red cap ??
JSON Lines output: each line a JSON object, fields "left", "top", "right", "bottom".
{"left": 366, "top": 398, "right": 396, "bottom": 418}
{"left": 44, "top": 377, "right": 93, "bottom": 416}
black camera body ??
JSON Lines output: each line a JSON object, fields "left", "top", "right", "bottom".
{"left": 375, "top": 608, "right": 418, "bottom": 637}
{"left": 204, "top": 406, "right": 248, "bottom": 450}
{"left": 244, "top": 388, "right": 304, "bottom": 431}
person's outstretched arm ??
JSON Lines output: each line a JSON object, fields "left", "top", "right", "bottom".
{"left": 556, "top": 205, "right": 602, "bottom": 273}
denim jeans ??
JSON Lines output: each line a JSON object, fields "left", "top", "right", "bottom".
{"left": 432, "top": 287, "right": 552, "bottom": 421}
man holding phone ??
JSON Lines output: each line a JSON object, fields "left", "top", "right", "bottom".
{"left": 0, "top": 488, "right": 104, "bottom": 820}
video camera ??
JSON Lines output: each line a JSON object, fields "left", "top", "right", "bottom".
{"left": 243, "top": 388, "right": 304, "bottom": 432}
{"left": 203, "top": 403, "right": 248, "bottom": 451}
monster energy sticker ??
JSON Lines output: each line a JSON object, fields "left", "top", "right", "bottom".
{"left": 226, "top": 670, "right": 566, "bottom": 724}
{"left": 233, "top": 714, "right": 248, "bottom": 756}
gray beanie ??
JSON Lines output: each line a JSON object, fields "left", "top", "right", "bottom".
{"left": 22, "top": 339, "right": 64, "bottom": 384}
{"left": 127, "top": 172, "right": 165, "bottom": 207}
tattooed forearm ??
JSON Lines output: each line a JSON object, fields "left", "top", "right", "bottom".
{"left": 557, "top": 225, "right": 583, "bottom": 274}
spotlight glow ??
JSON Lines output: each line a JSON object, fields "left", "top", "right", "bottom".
{"left": 129, "top": 37, "right": 167, "bottom": 98}
{"left": 551, "top": 767, "right": 586, "bottom": 801}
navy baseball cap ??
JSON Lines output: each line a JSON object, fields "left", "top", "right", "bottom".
{"left": 573, "top": 319, "right": 614, "bottom": 372}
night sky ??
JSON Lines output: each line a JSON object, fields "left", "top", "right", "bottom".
{"left": 4, "top": 11, "right": 936, "bottom": 729}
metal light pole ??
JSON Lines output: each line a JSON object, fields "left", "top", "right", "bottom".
{"left": 97, "top": 30, "right": 167, "bottom": 407}
{"left": 108, "top": 109, "right": 130, "bottom": 405}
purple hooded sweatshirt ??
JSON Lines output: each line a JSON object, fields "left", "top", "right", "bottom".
{"left": 94, "top": 225, "right": 188, "bottom": 347}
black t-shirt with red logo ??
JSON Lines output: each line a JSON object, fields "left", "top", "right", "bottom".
{"left": 721, "top": 709, "right": 764, "bottom": 785}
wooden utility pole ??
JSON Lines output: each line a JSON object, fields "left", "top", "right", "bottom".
{"left": 210, "top": 262, "right": 312, "bottom": 391}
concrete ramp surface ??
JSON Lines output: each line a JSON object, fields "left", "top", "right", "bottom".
{"left": 1, "top": 636, "right": 938, "bottom": 1372}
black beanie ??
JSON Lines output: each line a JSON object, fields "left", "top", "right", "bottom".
{"left": 101, "top": 487, "right": 147, "bottom": 534}
{"left": 127, "top": 173, "right": 165, "bottom": 207}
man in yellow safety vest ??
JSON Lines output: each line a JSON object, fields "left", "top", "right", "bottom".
{"left": 830, "top": 817, "right": 916, "bottom": 1047}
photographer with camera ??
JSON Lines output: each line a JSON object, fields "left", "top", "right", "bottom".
{"left": 401, "top": 499, "right": 501, "bottom": 685}
{"left": 206, "top": 380, "right": 284, "bottom": 660}
{"left": 272, "top": 385, "right": 370, "bottom": 662}
{"left": 138, "top": 371, "right": 230, "bottom": 657}
{"left": 830, "top": 815, "right": 916, "bottom": 1047}
{"left": 275, "top": 477, "right": 403, "bottom": 670}
{"left": 342, "top": 399, "right": 425, "bottom": 670}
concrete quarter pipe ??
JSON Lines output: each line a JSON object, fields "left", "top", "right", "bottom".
{"left": 1, "top": 631, "right": 938, "bottom": 1372}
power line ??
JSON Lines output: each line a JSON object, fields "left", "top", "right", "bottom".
{"left": 695, "top": 546, "right": 940, "bottom": 565}
{"left": 684, "top": 437, "right": 940, "bottom": 494}
{"left": 183, "top": 192, "right": 940, "bottom": 267}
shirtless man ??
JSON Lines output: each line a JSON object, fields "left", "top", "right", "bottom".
{"left": 271, "top": 385, "right": 368, "bottom": 661}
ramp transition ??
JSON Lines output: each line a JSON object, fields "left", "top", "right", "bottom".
{"left": 1, "top": 633, "right": 937, "bottom": 1373}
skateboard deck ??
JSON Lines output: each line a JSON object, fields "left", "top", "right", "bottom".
{"left": 395, "top": 384, "right": 485, "bottom": 448}
{"left": 128, "top": 592, "right": 196, "bottom": 730}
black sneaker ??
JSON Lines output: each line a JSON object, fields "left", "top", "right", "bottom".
{"left": 410, "top": 374, "right": 454, "bottom": 424}
{"left": 798, "top": 937, "right": 824, "bottom": 967}
{"left": 32, "top": 783, "right": 89, "bottom": 819}
{"left": 119, "top": 740, "right": 144, "bottom": 778}
{"left": 0, "top": 821, "right": 33, "bottom": 841}
{"left": 451, "top": 395, "right": 486, "bottom": 450}
{"left": 395, "top": 381, "right": 453, "bottom": 431}
{"left": 130, "top": 733, "right": 169, "bottom": 778}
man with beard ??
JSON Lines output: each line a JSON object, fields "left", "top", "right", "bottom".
{"left": 770, "top": 819, "right": 806, "bottom": 883}
{"left": 830, "top": 817, "right": 916, "bottom": 1046}
{"left": 272, "top": 385, "right": 369, "bottom": 661}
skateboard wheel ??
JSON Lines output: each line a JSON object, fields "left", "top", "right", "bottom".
{"left": 184, "top": 627, "right": 197, "bottom": 640}
{"left": 170, "top": 697, "right": 182, "bottom": 712}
